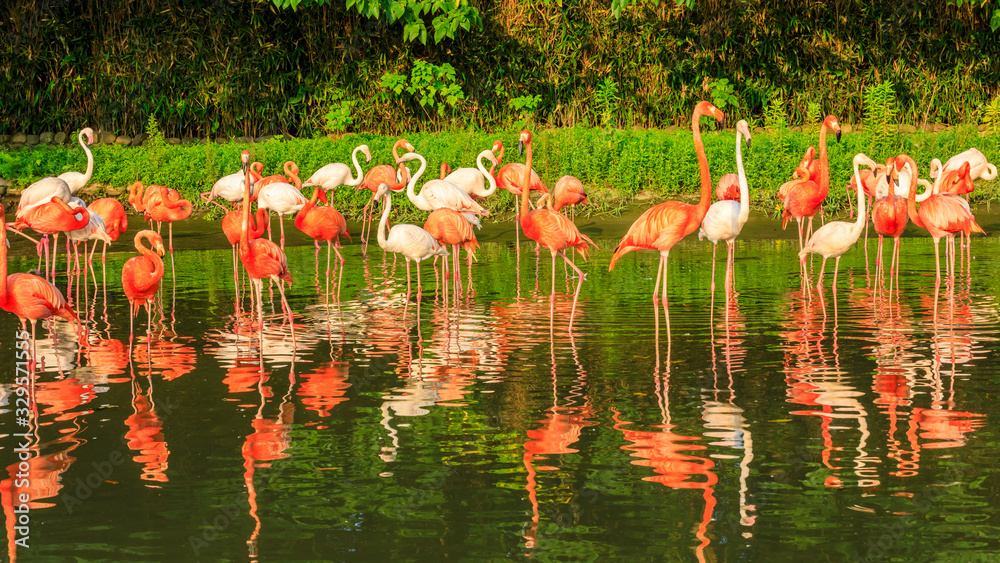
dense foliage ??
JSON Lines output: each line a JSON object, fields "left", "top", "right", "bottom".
{"left": 2, "top": 0, "right": 999, "bottom": 138}
{"left": 2, "top": 126, "right": 997, "bottom": 221}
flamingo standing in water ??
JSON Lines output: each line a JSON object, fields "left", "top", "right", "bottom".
{"left": 142, "top": 187, "right": 192, "bottom": 278}
{"left": 222, "top": 202, "right": 268, "bottom": 300}
{"left": 518, "top": 130, "right": 596, "bottom": 327}
{"left": 900, "top": 155, "right": 985, "bottom": 284}
{"left": 699, "top": 119, "right": 752, "bottom": 294}
{"left": 236, "top": 151, "right": 296, "bottom": 341}
{"left": 0, "top": 204, "right": 80, "bottom": 363}
{"left": 295, "top": 185, "right": 351, "bottom": 301}
{"left": 423, "top": 208, "right": 479, "bottom": 285}
{"left": 798, "top": 153, "right": 880, "bottom": 291}
{"left": 871, "top": 161, "right": 908, "bottom": 292}
{"left": 255, "top": 164, "right": 306, "bottom": 249}
{"left": 609, "top": 101, "right": 725, "bottom": 311}
{"left": 121, "top": 230, "right": 166, "bottom": 344}
{"left": 373, "top": 183, "right": 448, "bottom": 298}
{"left": 57, "top": 128, "right": 96, "bottom": 193}
{"left": 10, "top": 197, "right": 90, "bottom": 281}
{"left": 87, "top": 198, "right": 128, "bottom": 267}
{"left": 780, "top": 115, "right": 842, "bottom": 249}
{"left": 358, "top": 139, "right": 414, "bottom": 253}
{"left": 496, "top": 143, "right": 547, "bottom": 246}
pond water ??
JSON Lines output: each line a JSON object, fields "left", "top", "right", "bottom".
{"left": 3, "top": 211, "right": 1000, "bottom": 562}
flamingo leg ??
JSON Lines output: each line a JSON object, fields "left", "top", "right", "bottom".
{"left": 933, "top": 237, "right": 942, "bottom": 285}
{"left": 275, "top": 276, "right": 295, "bottom": 342}
{"left": 416, "top": 260, "right": 423, "bottom": 296}
{"left": 560, "top": 250, "right": 585, "bottom": 329}
{"left": 652, "top": 254, "right": 664, "bottom": 302}
{"left": 726, "top": 240, "right": 735, "bottom": 294}
{"left": 169, "top": 222, "right": 176, "bottom": 281}
{"left": 816, "top": 256, "right": 828, "bottom": 291}
{"left": 405, "top": 259, "right": 413, "bottom": 299}
{"left": 710, "top": 242, "right": 717, "bottom": 294}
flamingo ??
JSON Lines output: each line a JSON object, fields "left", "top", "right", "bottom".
{"left": 439, "top": 162, "right": 451, "bottom": 179}
{"left": 202, "top": 164, "right": 263, "bottom": 210}
{"left": 901, "top": 156, "right": 985, "bottom": 284}
{"left": 87, "top": 198, "right": 128, "bottom": 268}
{"left": 303, "top": 144, "right": 371, "bottom": 192}
{"left": 698, "top": 119, "right": 752, "bottom": 294}
{"left": 423, "top": 208, "right": 479, "bottom": 283}
{"left": 373, "top": 183, "right": 448, "bottom": 298}
{"left": 496, "top": 144, "right": 547, "bottom": 245}
{"left": 443, "top": 140, "right": 504, "bottom": 199}
{"left": 358, "top": 139, "right": 414, "bottom": 253}
{"left": 871, "top": 161, "right": 908, "bottom": 290}
{"left": 236, "top": 151, "right": 295, "bottom": 340}
{"left": 517, "top": 130, "right": 597, "bottom": 327}
{"left": 255, "top": 172, "right": 306, "bottom": 249}
{"left": 398, "top": 152, "right": 491, "bottom": 217}
{"left": 66, "top": 201, "right": 111, "bottom": 287}
{"left": 295, "top": 185, "right": 351, "bottom": 301}
{"left": 609, "top": 101, "right": 725, "bottom": 311}
{"left": 792, "top": 146, "right": 819, "bottom": 183}
{"left": 121, "top": 230, "right": 166, "bottom": 343}
{"left": 222, "top": 202, "right": 268, "bottom": 298}
{"left": 142, "top": 187, "right": 192, "bottom": 277}
{"left": 798, "top": 153, "right": 880, "bottom": 291}
{"left": 780, "top": 115, "right": 842, "bottom": 249}
{"left": 9, "top": 197, "right": 89, "bottom": 281}
{"left": 929, "top": 148, "right": 997, "bottom": 193}
{"left": 0, "top": 204, "right": 80, "bottom": 363}
{"left": 57, "top": 127, "right": 96, "bottom": 193}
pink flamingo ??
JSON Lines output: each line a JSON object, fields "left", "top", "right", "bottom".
{"left": 121, "top": 230, "right": 166, "bottom": 344}
{"left": 609, "top": 101, "right": 725, "bottom": 311}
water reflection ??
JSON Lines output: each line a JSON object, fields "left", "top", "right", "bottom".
{"left": 0, "top": 233, "right": 998, "bottom": 560}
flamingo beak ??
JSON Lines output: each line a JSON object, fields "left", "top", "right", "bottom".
{"left": 835, "top": 129, "right": 842, "bottom": 143}
{"left": 745, "top": 137, "right": 751, "bottom": 149}
{"left": 156, "top": 244, "right": 165, "bottom": 256}
{"left": 518, "top": 141, "right": 524, "bottom": 155}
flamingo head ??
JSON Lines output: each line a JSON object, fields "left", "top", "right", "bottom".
{"left": 736, "top": 119, "right": 751, "bottom": 147}
{"left": 518, "top": 130, "right": 532, "bottom": 155}
{"left": 82, "top": 127, "right": 95, "bottom": 145}
{"left": 359, "top": 144, "right": 372, "bottom": 163}
{"left": 492, "top": 140, "right": 505, "bottom": 163}
{"left": 373, "top": 183, "right": 391, "bottom": 201}
{"left": 854, "top": 153, "right": 877, "bottom": 172}
{"left": 695, "top": 101, "right": 725, "bottom": 129}
{"left": 824, "top": 115, "right": 842, "bottom": 142}
{"left": 440, "top": 162, "right": 451, "bottom": 179}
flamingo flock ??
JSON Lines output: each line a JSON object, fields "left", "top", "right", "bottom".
{"left": 2, "top": 110, "right": 994, "bottom": 360}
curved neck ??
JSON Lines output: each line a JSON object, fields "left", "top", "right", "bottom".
{"left": 136, "top": 232, "right": 164, "bottom": 280}
{"left": 405, "top": 155, "right": 427, "bottom": 205}
{"left": 818, "top": 124, "right": 830, "bottom": 193}
{"left": 283, "top": 162, "right": 301, "bottom": 190}
{"left": 349, "top": 146, "right": 365, "bottom": 186}
{"left": 520, "top": 140, "right": 533, "bottom": 221}
{"left": 252, "top": 208, "right": 268, "bottom": 238}
{"left": 478, "top": 150, "right": 498, "bottom": 196}
{"left": 902, "top": 155, "right": 925, "bottom": 229}
{"left": 241, "top": 166, "right": 253, "bottom": 252}
{"left": 692, "top": 108, "right": 712, "bottom": 215}
{"left": 736, "top": 132, "right": 749, "bottom": 227}
{"left": 79, "top": 130, "right": 94, "bottom": 187}
{"left": 392, "top": 140, "right": 407, "bottom": 162}
{"left": 852, "top": 162, "right": 866, "bottom": 233}
{"left": 377, "top": 190, "right": 391, "bottom": 248}
{"left": 492, "top": 144, "right": 505, "bottom": 175}
{"left": 129, "top": 183, "right": 146, "bottom": 212}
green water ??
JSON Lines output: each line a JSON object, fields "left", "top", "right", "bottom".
{"left": 2, "top": 214, "right": 1000, "bottom": 562}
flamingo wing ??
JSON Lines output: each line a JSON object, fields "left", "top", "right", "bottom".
{"left": 6, "top": 274, "right": 75, "bottom": 322}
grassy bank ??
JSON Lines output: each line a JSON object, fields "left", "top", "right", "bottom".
{"left": 2, "top": 125, "right": 998, "bottom": 222}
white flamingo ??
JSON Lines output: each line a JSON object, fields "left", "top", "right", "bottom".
{"left": 303, "top": 144, "right": 371, "bottom": 191}
{"left": 256, "top": 181, "right": 307, "bottom": 248}
{"left": 699, "top": 119, "right": 752, "bottom": 293}
{"left": 66, "top": 201, "right": 111, "bottom": 284}
{"left": 799, "top": 153, "right": 879, "bottom": 291}
{"left": 930, "top": 148, "right": 997, "bottom": 190}
{"left": 442, "top": 141, "right": 502, "bottom": 199}
{"left": 202, "top": 169, "right": 258, "bottom": 210}
{"left": 397, "top": 152, "right": 490, "bottom": 218}
{"left": 16, "top": 177, "right": 72, "bottom": 219}
{"left": 374, "top": 183, "right": 448, "bottom": 297}
{"left": 57, "top": 127, "right": 95, "bottom": 193}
